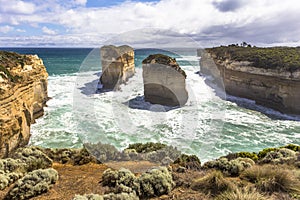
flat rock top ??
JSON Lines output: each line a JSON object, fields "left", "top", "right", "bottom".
{"left": 142, "top": 54, "right": 186, "bottom": 78}
{"left": 101, "top": 45, "right": 134, "bottom": 55}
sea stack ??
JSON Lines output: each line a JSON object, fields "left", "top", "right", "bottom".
{"left": 0, "top": 51, "right": 48, "bottom": 157}
{"left": 100, "top": 45, "right": 135, "bottom": 90}
{"left": 142, "top": 54, "right": 188, "bottom": 107}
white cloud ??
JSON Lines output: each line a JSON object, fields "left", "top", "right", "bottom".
{"left": 0, "top": 25, "right": 13, "bottom": 33}
{"left": 1, "top": 0, "right": 300, "bottom": 46}
{"left": 0, "top": 0, "right": 36, "bottom": 14}
{"left": 42, "top": 26, "right": 57, "bottom": 35}
{"left": 16, "top": 28, "right": 26, "bottom": 33}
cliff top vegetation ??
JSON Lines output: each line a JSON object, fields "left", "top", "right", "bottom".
{"left": 205, "top": 44, "right": 300, "bottom": 72}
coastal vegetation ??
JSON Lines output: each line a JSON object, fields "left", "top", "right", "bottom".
{"left": 0, "top": 143, "right": 299, "bottom": 199}
{"left": 206, "top": 45, "right": 300, "bottom": 72}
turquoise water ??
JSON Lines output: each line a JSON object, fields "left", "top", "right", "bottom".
{"left": 1, "top": 48, "right": 299, "bottom": 162}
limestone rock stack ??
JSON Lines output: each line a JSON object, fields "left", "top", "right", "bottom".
{"left": 0, "top": 51, "right": 48, "bottom": 157}
{"left": 100, "top": 45, "right": 135, "bottom": 90}
{"left": 142, "top": 54, "right": 188, "bottom": 107}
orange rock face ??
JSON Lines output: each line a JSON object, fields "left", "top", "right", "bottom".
{"left": 0, "top": 51, "right": 48, "bottom": 157}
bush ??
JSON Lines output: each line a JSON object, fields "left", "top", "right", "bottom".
{"left": 241, "top": 165, "right": 300, "bottom": 195}
{"left": 73, "top": 193, "right": 139, "bottom": 200}
{"left": 216, "top": 187, "right": 267, "bottom": 200}
{"left": 282, "top": 144, "right": 300, "bottom": 152}
{"left": 73, "top": 194, "right": 104, "bottom": 200}
{"left": 191, "top": 170, "right": 233, "bottom": 196}
{"left": 136, "top": 167, "right": 174, "bottom": 198}
{"left": 102, "top": 168, "right": 136, "bottom": 188}
{"left": 223, "top": 152, "right": 258, "bottom": 162}
{"left": 260, "top": 148, "right": 297, "bottom": 165}
{"left": 102, "top": 167, "right": 174, "bottom": 198}
{"left": 0, "top": 158, "right": 26, "bottom": 173}
{"left": 42, "top": 148, "right": 98, "bottom": 165}
{"left": 5, "top": 168, "right": 58, "bottom": 200}
{"left": 84, "top": 142, "right": 120, "bottom": 162}
{"left": 126, "top": 142, "right": 167, "bottom": 153}
{"left": 0, "top": 171, "right": 23, "bottom": 190}
{"left": 203, "top": 157, "right": 254, "bottom": 176}
{"left": 11, "top": 146, "right": 52, "bottom": 172}
{"left": 173, "top": 154, "right": 201, "bottom": 170}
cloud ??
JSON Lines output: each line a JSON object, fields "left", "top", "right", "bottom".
{"left": 0, "top": 0, "right": 36, "bottom": 14}
{"left": 0, "top": 25, "right": 14, "bottom": 33}
{"left": 42, "top": 26, "right": 57, "bottom": 35}
{"left": 0, "top": 0, "right": 300, "bottom": 46}
{"left": 212, "top": 0, "right": 246, "bottom": 12}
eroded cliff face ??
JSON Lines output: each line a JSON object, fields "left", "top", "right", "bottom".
{"left": 100, "top": 45, "right": 135, "bottom": 90}
{"left": 0, "top": 51, "right": 48, "bottom": 157}
{"left": 142, "top": 54, "right": 188, "bottom": 107}
{"left": 200, "top": 51, "right": 300, "bottom": 115}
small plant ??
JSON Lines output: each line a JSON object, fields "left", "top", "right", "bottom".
{"left": 191, "top": 170, "right": 233, "bottom": 196}
{"left": 260, "top": 148, "right": 297, "bottom": 165}
{"left": 84, "top": 142, "right": 119, "bottom": 162}
{"left": 5, "top": 168, "right": 58, "bottom": 200}
{"left": 216, "top": 187, "right": 267, "bottom": 200}
{"left": 203, "top": 157, "right": 254, "bottom": 176}
{"left": 126, "top": 142, "right": 167, "bottom": 153}
{"left": 135, "top": 167, "right": 175, "bottom": 198}
{"left": 102, "top": 168, "right": 136, "bottom": 188}
{"left": 11, "top": 146, "right": 53, "bottom": 172}
{"left": 173, "top": 154, "right": 201, "bottom": 170}
{"left": 73, "top": 194, "right": 104, "bottom": 200}
{"left": 241, "top": 165, "right": 300, "bottom": 195}
{"left": 0, "top": 171, "right": 23, "bottom": 190}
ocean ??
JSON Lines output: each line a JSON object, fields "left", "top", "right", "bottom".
{"left": 1, "top": 47, "right": 300, "bottom": 162}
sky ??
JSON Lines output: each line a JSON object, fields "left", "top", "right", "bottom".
{"left": 0, "top": 0, "right": 300, "bottom": 47}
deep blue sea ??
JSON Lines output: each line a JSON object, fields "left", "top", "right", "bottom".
{"left": 1, "top": 47, "right": 299, "bottom": 162}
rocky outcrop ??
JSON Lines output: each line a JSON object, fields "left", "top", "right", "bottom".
{"left": 200, "top": 50, "right": 300, "bottom": 115}
{"left": 0, "top": 51, "right": 48, "bottom": 158}
{"left": 99, "top": 45, "right": 135, "bottom": 90}
{"left": 142, "top": 54, "right": 188, "bottom": 107}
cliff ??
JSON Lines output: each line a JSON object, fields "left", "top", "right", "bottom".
{"left": 200, "top": 46, "right": 300, "bottom": 115}
{"left": 0, "top": 51, "right": 48, "bottom": 157}
{"left": 99, "top": 45, "right": 135, "bottom": 90}
{"left": 142, "top": 54, "right": 188, "bottom": 107}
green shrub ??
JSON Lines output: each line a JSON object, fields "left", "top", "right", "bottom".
{"left": 241, "top": 165, "right": 300, "bottom": 195}
{"left": 281, "top": 144, "right": 300, "bottom": 152}
{"left": 173, "top": 154, "right": 201, "bottom": 170}
{"left": 191, "top": 170, "right": 233, "bottom": 196}
{"left": 216, "top": 187, "right": 267, "bottom": 200}
{"left": 84, "top": 142, "right": 120, "bottom": 162}
{"left": 73, "top": 193, "right": 139, "bottom": 200}
{"left": 0, "top": 158, "right": 26, "bottom": 173}
{"left": 135, "top": 167, "right": 174, "bottom": 198}
{"left": 203, "top": 157, "right": 254, "bottom": 176}
{"left": 11, "top": 146, "right": 52, "bottom": 172}
{"left": 260, "top": 148, "right": 297, "bottom": 165}
{"left": 73, "top": 194, "right": 104, "bottom": 200}
{"left": 102, "top": 168, "right": 136, "bottom": 188}
{"left": 126, "top": 142, "right": 167, "bottom": 153}
{"left": 42, "top": 148, "right": 98, "bottom": 165}
{"left": 5, "top": 168, "right": 58, "bottom": 200}
{"left": 0, "top": 171, "right": 23, "bottom": 190}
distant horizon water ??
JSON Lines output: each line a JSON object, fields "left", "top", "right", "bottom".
{"left": 1, "top": 47, "right": 299, "bottom": 162}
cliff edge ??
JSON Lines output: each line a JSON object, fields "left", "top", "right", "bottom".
{"left": 0, "top": 51, "right": 48, "bottom": 157}
{"left": 200, "top": 46, "right": 300, "bottom": 115}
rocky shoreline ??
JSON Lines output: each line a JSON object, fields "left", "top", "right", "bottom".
{"left": 199, "top": 46, "right": 300, "bottom": 116}
{"left": 0, "top": 143, "right": 298, "bottom": 199}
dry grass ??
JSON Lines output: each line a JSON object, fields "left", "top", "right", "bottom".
{"left": 216, "top": 187, "right": 267, "bottom": 200}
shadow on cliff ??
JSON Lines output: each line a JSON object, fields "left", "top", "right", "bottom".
{"left": 203, "top": 76, "right": 300, "bottom": 121}
{"left": 126, "top": 96, "right": 179, "bottom": 112}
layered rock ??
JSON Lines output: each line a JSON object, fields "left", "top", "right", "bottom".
{"left": 142, "top": 54, "right": 188, "bottom": 106}
{"left": 200, "top": 50, "right": 300, "bottom": 115}
{"left": 99, "top": 45, "right": 135, "bottom": 90}
{"left": 0, "top": 51, "right": 48, "bottom": 158}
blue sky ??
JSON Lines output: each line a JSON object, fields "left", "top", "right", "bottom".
{"left": 0, "top": 0, "right": 300, "bottom": 47}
